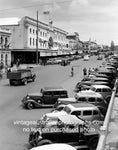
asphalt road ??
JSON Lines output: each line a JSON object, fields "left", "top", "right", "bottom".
{"left": 0, "top": 55, "right": 105, "bottom": 150}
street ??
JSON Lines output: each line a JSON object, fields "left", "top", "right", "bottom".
{"left": 0, "top": 56, "right": 105, "bottom": 150}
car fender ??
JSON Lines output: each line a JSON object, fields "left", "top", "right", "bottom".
{"left": 25, "top": 99, "right": 40, "bottom": 107}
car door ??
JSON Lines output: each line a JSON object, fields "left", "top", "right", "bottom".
{"left": 52, "top": 91, "right": 60, "bottom": 104}
{"left": 43, "top": 91, "right": 53, "bottom": 104}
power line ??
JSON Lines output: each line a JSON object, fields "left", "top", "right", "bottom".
{"left": 0, "top": 0, "right": 71, "bottom": 12}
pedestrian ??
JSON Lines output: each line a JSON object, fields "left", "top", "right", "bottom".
{"left": 83, "top": 67, "right": 87, "bottom": 78}
{"left": 71, "top": 66, "right": 74, "bottom": 77}
{"left": 88, "top": 68, "right": 91, "bottom": 75}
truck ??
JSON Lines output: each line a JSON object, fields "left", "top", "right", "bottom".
{"left": 7, "top": 68, "right": 36, "bottom": 85}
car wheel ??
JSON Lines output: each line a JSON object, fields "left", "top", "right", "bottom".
{"left": 87, "top": 136, "right": 99, "bottom": 150}
{"left": 27, "top": 102, "right": 34, "bottom": 109}
{"left": 9, "top": 80, "right": 14, "bottom": 86}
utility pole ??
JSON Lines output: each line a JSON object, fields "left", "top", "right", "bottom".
{"left": 36, "top": 10, "right": 39, "bottom": 64}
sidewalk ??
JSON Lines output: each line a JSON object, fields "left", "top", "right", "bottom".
{"left": 104, "top": 95, "right": 118, "bottom": 150}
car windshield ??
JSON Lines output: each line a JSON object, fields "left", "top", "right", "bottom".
{"left": 63, "top": 106, "right": 71, "bottom": 114}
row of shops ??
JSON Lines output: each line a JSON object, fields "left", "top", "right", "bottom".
{"left": 0, "top": 16, "right": 103, "bottom": 66}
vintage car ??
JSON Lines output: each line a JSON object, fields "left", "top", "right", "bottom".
{"left": 22, "top": 86, "right": 68, "bottom": 109}
{"left": 29, "top": 114, "right": 99, "bottom": 150}
{"left": 97, "top": 55, "right": 103, "bottom": 60}
{"left": 55, "top": 91, "right": 107, "bottom": 117}
{"left": 83, "top": 55, "right": 89, "bottom": 61}
{"left": 45, "top": 102, "right": 104, "bottom": 122}
{"left": 75, "top": 80, "right": 111, "bottom": 92}
{"left": 89, "top": 85, "right": 112, "bottom": 103}
{"left": 60, "top": 59, "right": 70, "bottom": 66}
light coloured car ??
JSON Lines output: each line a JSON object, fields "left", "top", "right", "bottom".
{"left": 74, "top": 90, "right": 108, "bottom": 116}
{"left": 89, "top": 85, "right": 112, "bottom": 103}
{"left": 43, "top": 102, "right": 104, "bottom": 122}
{"left": 83, "top": 55, "right": 89, "bottom": 61}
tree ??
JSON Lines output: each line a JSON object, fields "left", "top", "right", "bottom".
{"left": 110, "top": 41, "right": 115, "bottom": 52}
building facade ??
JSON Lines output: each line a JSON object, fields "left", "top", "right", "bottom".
{"left": 2, "top": 16, "right": 71, "bottom": 64}
{"left": 66, "top": 32, "right": 83, "bottom": 54}
{"left": 0, "top": 27, "right": 11, "bottom": 68}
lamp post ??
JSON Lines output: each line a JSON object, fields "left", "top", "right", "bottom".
{"left": 36, "top": 10, "right": 39, "bottom": 65}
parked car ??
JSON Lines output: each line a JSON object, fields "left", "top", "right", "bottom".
{"left": 60, "top": 59, "right": 70, "bottom": 66}
{"left": 89, "top": 85, "right": 112, "bottom": 103}
{"left": 82, "top": 76, "right": 110, "bottom": 84}
{"left": 75, "top": 80, "right": 110, "bottom": 92}
{"left": 97, "top": 69, "right": 116, "bottom": 80}
{"left": 55, "top": 90, "right": 108, "bottom": 117}
{"left": 29, "top": 114, "right": 99, "bottom": 150}
{"left": 83, "top": 55, "right": 89, "bottom": 61}
{"left": 44, "top": 102, "right": 104, "bottom": 122}
{"left": 97, "top": 55, "right": 103, "bottom": 60}
{"left": 74, "top": 90, "right": 108, "bottom": 116}
{"left": 22, "top": 86, "right": 68, "bottom": 109}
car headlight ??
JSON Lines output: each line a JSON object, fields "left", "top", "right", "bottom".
{"left": 26, "top": 95, "right": 30, "bottom": 99}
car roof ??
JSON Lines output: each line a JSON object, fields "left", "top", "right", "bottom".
{"left": 92, "top": 77, "right": 109, "bottom": 81}
{"left": 58, "top": 114, "right": 84, "bottom": 125}
{"left": 91, "top": 85, "right": 111, "bottom": 89}
{"left": 58, "top": 97, "right": 76, "bottom": 102}
{"left": 95, "top": 74, "right": 109, "bottom": 78}
{"left": 42, "top": 86, "right": 66, "bottom": 91}
{"left": 76, "top": 90, "right": 103, "bottom": 98}
{"left": 97, "top": 69, "right": 112, "bottom": 73}
{"left": 31, "top": 143, "right": 76, "bottom": 150}
{"left": 67, "top": 103, "right": 98, "bottom": 111}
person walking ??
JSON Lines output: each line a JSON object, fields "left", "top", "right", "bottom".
{"left": 88, "top": 68, "right": 91, "bottom": 75}
{"left": 71, "top": 66, "right": 74, "bottom": 77}
{"left": 83, "top": 67, "right": 87, "bottom": 78}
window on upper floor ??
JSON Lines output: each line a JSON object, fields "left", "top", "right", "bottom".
{"left": 33, "top": 38, "right": 35, "bottom": 46}
{"left": 33, "top": 29, "right": 35, "bottom": 34}
{"left": 40, "top": 31, "right": 42, "bottom": 36}
{"left": 30, "top": 37, "right": 32, "bottom": 46}
{"left": 29, "top": 28, "right": 32, "bottom": 34}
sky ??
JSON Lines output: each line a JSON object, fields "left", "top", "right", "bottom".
{"left": 0, "top": 0, "right": 118, "bottom": 46}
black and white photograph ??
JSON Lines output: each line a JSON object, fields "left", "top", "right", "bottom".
{"left": 0, "top": 0, "right": 118, "bottom": 150}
